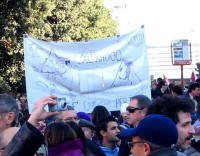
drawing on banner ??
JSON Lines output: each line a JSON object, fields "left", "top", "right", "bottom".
{"left": 24, "top": 26, "right": 151, "bottom": 113}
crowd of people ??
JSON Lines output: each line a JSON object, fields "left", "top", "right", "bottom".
{"left": 0, "top": 78, "right": 200, "bottom": 156}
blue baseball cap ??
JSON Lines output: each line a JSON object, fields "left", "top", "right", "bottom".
{"left": 120, "top": 114, "right": 178, "bottom": 147}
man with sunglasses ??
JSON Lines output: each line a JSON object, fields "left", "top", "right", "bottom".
{"left": 118, "top": 95, "right": 151, "bottom": 156}
{"left": 126, "top": 95, "right": 151, "bottom": 128}
{"left": 121, "top": 114, "right": 178, "bottom": 156}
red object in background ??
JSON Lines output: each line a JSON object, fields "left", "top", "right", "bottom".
{"left": 163, "top": 74, "right": 169, "bottom": 85}
{"left": 191, "top": 71, "right": 196, "bottom": 82}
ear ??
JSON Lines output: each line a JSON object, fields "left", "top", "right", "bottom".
{"left": 141, "top": 108, "right": 147, "bottom": 117}
{"left": 100, "top": 130, "right": 107, "bottom": 137}
{"left": 4, "top": 112, "right": 15, "bottom": 125}
{"left": 143, "top": 142, "right": 151, "bottom": 155}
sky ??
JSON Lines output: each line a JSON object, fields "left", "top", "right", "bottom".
{"left": 105, "top": 0, "right": 200, "bottom": 46}
{"left": 104, "top": 0, "right": 200, "bottom": 79}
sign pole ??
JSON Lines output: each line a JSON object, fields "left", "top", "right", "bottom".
{"left": 181, "top": 65, "right": 184, "bottom": 88}
{"left": 171, "top": 40, "right": 192, "bottom": 89}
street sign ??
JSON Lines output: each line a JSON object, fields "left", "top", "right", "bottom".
{"left": 171, "top": 40, "right": 192, "bottom": 65}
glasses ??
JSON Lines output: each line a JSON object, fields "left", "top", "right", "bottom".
{"left": 128, "top": 141, "right": 145, "bottom": 148}
{"left": 126, "top": 106, "right": 143, "bottom": 113}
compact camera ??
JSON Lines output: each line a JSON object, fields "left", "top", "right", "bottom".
{"left": 48, "top": 97, "right": 68, "bottom": 112}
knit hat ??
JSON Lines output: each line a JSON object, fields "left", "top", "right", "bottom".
{"left": 77, "top": 112, "right": 91, "bottom": 121}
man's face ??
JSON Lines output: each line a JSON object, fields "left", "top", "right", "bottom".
{"left": 61, "top": 110, "right": 79, "bottom": 123}
{"left": 130, "top": 136, "right": 147, "bottom": 156}
{"left": 0, "top": 114, "right": 7, "bottom": 133}
{"left": 176, "top": 111, "right": 195, "bottom": 150}
{"left": 105, "top": 121, "right": 120, "bottom": 142}
{"left": 191, "top": 87, "right": 200, "bottom": 97}
{"left": 0, "top": 112, "right": 14, "bottom": 133}
{"left": 126, "top": 99, "right": 144, "bottom": 127}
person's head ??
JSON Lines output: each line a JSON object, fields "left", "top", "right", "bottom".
{"left": 147, "top": 95, "right": 195, "bottom": 150}
{"left": 188, "top": 82, "right": 200, "bottom": 97}
{"left": 67, "top": 121, "right": 88, "bottom": 155}
{"left": 157, "top": 80, "right": 167, "bottom": 91}
{"left": 196, "top": 78, "right": 200, "bottom": 84}
{"left": 55, "top": 105, "right": 79, "bottom": 123}
{"left": 169, "top": 83, "right": 175, "bottom": 94}
{"left": 97, "top": 116, "right": 120, "bottom": 145}
{"left": 44, "top": 122, "right": 77, "bottom": 147}
{"left": 171, "top": 85, "right": 183, "bottom": 96}
{"left": 0, "top": 127, "right": 19, "bottom": 156}
{"left": 126, "top": 95, "right": 151, "bottom": 127}
{"left": 157, "top": 78, "right": 162, "bottom": 84}
{"left": 91, "top": 105, "right": 110, "bottom": 126}
{"left": 120, "top": 103, "right": 128, "bottom": 121}
{"left": 121, "top": 114, "right": 178, "bottom": 156}
{"left": 0, "top": 94, "right": 19, "bottom": 132}
{"left": 78, "top": 119, "right": 95, "bottom": 140}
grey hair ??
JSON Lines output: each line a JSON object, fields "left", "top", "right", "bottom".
{"left": 130, "top": 95, "right": 151, "bottom": 109}
{"left": 0, "top": 94, "right": 19, "bottom": 126}
{"left": 53, "top": 105, "right": 75, "bottom": 121}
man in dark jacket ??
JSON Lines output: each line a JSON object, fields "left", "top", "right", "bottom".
{"left": 2, "top": 96, "right": 106, "bottom": 156}
{"left": 2, "top": 95, "right": 59, "bottom": 156}
{"left": 120, "top": 114, "right": 178, "bottom": 156}
{"left": 118, "top": 95, "right": 151, "bottom": 156}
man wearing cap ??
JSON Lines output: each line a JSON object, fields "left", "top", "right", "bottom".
{"left": 121, "top": 114, "right": 178, "bottom": 156}
{"left": 119, "top": 95, "right": 151, "bottom": 156}
{"left": 147, "top": 95, "right": 200, "bottom": 156}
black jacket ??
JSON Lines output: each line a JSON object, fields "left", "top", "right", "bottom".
{"left": 148, "top": 147, "right": 178, "bottom": 156}
{"left": 3, "top": 122, "right": 44, "bottom": 156}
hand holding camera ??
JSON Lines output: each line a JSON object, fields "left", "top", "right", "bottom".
{"left": 28, "top": 95, "right": 59, "bottom": 127}
{"left": 48, "top": 97, "right": 68, "bottom": 112}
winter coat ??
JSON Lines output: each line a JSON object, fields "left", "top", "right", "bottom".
{"left": 2, "top": 122, "right": 44, "bottom": 156}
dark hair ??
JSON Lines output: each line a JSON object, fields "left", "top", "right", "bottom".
{"left": 91, "top": 105, "right": 110, "bottom": 126}
{"left": 157, "top": 80, "right": 166, "bottom": 89}
{"left": 147, "top": 95, "right": 195, "bottom": 124}
{"left": 189, "top": 82, "right": 200, "bottom": 93}
{"left": 67, "top": 121, "right": 88, "bottom": 155}
{"left": 196, "top": 78, "right": 200, "bottom": 84}
{"left": 168, "top": 83, "right": 175, "bottom": 93}
{"left": 0, "top": 94, "right": 19, "bottom": 126}
{"left": 44, "top": 122, "right": 77, "bottom": 147}
{"left": 157, "top": 78, "right": 162, "bottom": 83}
{"left": 96, "top": 116, "right": 117, "bottom": 140}
{"left": 171, "top": 85, "right": 183, "bottom": 96}
{"left": 130, "top": 95, "right": 151, "bottom": 109}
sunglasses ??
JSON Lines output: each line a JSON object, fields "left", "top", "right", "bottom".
{"left": 128, "top": 141, "right": 145, "bottom": 148}
{"left": 126, "top": 106, "right": 143, "bottom": 113}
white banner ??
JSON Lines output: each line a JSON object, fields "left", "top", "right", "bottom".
{"left": 24, "top": 26, "right": 151, "bottom": 113}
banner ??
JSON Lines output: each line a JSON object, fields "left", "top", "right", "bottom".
{"left": 24, "top": 26, "right": 151, "bottom": 113}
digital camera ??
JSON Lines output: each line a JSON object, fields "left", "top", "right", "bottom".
{"left": 48, "top": 97, "right": 68, "bottom": 112}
